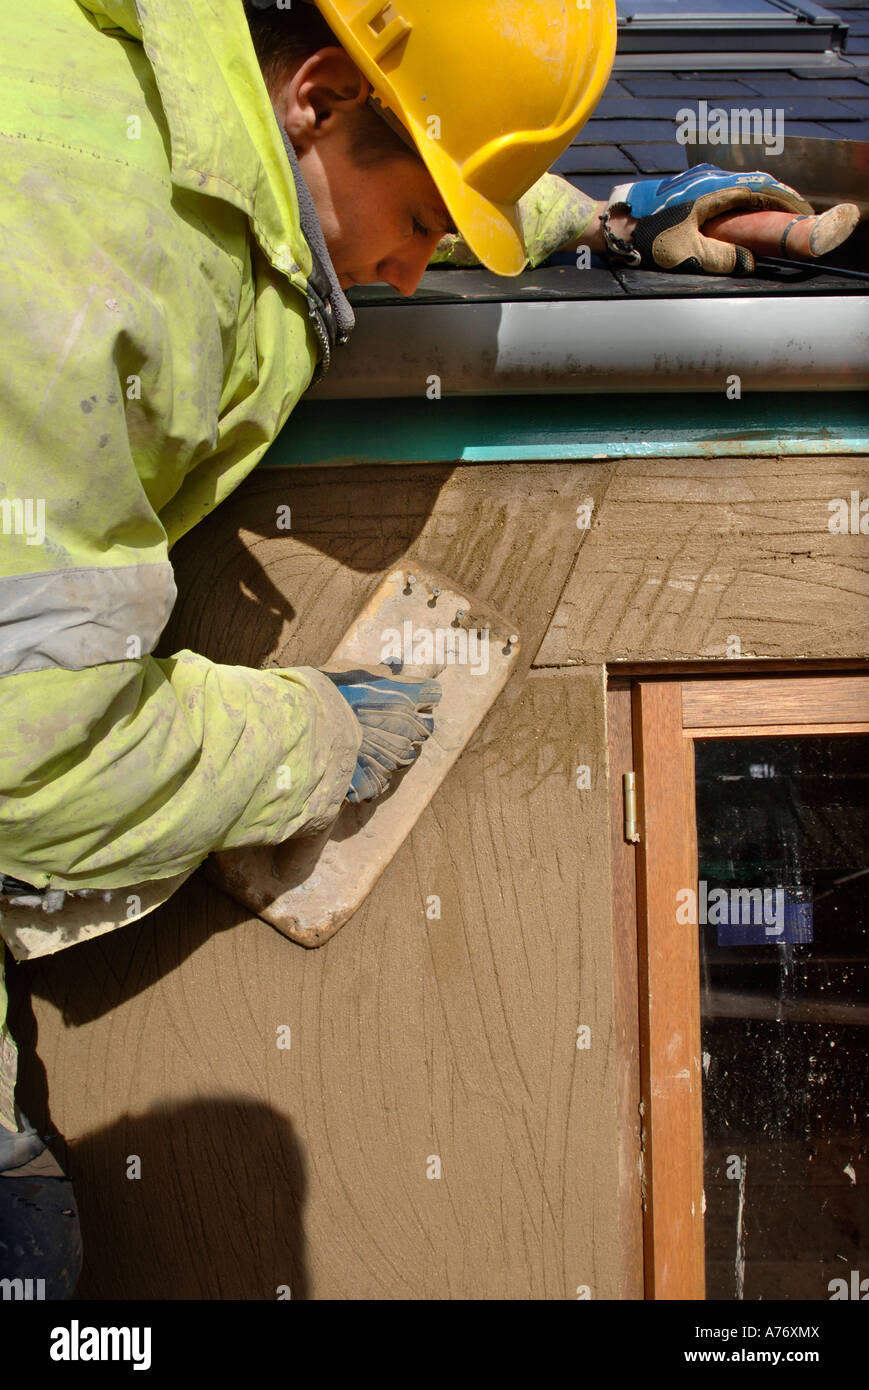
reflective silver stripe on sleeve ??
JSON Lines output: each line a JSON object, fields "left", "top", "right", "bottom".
{"left": 0, "top": 564, "right": 177, "bottom": 677}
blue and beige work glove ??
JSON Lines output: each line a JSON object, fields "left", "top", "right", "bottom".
{"left": 325, "top": 670, "right": 442, "bottom": 803}
{"left": 600, "top": 164, "right": 814, "bottom": 275}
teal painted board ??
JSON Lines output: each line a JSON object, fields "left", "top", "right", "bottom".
{"left": 262, "top": 394, "right": 869, "bottom": 466}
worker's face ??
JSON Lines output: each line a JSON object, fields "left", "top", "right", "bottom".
{"left": 298, "top": 142, "right": 451, "bottom": 296}
{"left": 273, "top": 48, "right": 454, "bottom": 296}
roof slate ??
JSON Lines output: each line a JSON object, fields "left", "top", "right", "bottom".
{"left": 561, "top": 3, "right": 869, "bottom": 189}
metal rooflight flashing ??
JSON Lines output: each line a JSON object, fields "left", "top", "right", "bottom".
{"left": 615, "top": 0, "right": 850, "bottom": 68}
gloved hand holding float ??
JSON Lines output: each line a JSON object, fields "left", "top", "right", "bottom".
{"left": 324, "top": 670, "right": 442, "bottom": 803}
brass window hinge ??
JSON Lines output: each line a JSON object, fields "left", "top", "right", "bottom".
{"left": 623, "top": 771, "right": 640, "bottom": 844}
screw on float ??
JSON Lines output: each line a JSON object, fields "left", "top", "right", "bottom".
{"left": 427, "top": 586, "right": 441, "bottom": 607}
{"left": 452, "top": 608, "right": 467, "bottom": 626}
{"left": 404, "top": 572, "right": 417, "bottom": 594}
{"left": 504, "top": 634, "right": 520, "bottom": 654}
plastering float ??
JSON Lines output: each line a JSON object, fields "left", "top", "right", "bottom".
{"left": 207, "top": 563, "right": 520, "bottom": 947}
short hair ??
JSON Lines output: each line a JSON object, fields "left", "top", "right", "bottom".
{"left": 243, "top": 0, "right": 419, "bottom": 167}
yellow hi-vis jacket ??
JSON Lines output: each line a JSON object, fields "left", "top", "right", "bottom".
{"left": 0, "top": 0, "right": 362, "bottom": 957}
{"left": 0, "top": 0, "right": 597, "bottom": 962}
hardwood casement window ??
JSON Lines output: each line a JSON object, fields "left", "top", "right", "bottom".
{"left": 610, "top": 672, "right": 869, "bottom": 1301}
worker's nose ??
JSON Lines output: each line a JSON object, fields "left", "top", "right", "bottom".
{"left": 378, "top": 236, "right": 440, "bottom": 297}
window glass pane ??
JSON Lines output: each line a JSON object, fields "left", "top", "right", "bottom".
{"left": 614, "top": 1, "right": 845, "bottom": 55}
{"left": 694, "top": 735, "right": 868, "bottom": 1301}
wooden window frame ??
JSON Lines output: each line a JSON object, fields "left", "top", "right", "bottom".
{"left": 610, "top": 670, "right": 869, "bottom": 1301}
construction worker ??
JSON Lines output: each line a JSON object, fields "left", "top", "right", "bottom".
{"left": 0, "top": 0, "right": 859, "bottom": 1298}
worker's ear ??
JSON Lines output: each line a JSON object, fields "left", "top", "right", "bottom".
{"left": 276, "top": 47, "right": 370, "bottom": 153}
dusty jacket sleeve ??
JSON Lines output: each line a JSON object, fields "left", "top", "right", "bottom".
{"left": 431, "top": 173, "right": 599, "bottom": 270}
{"left": 0, "top": 658, "right": 361, "bottom": 890}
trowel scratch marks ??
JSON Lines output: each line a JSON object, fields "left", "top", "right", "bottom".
{"left": 311, "top": 952, "right": 408, "bottom": 1298}
{"left": 536, "top": 455, "right": 868, "bottom": 665}
{"left": 460, "top": 812, "right": 533, "bottom": 1111}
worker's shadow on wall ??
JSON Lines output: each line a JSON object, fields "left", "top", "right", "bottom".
{"left": 11, "top": 871, "right": 241, "bottom": 1033}
{"left": 9, "top": 874, "right": 261, "bottom": 1123}
{"left": 158, "top": 462, "right": 454, "bottom": 668}
{"left": 11, "top": 893, "right": 314, "bottom": 1300}
{"left": 64, "top": 1098, "right": 310, "bottom": 1301}
{"left": 11, "top": 872, "right": 261, "bottom": 1045}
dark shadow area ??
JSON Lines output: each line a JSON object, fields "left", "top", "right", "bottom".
{"left": 61, "top": 1098, "right": 309, "bottom": 1300}
{"left": 8, "top": 872, "right": 249, "bottom": 1037}
{"left": 5, "top": 898, "right": 310, "bottom": 1300}
{"left": 158, "top": 463, "right": 454, "bottom": 669}
{"left": 5, "top": 876, "right": 255, "bottom": 1233}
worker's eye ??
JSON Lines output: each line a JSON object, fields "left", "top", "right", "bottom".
{"left": 412, "top": 218, "right": 430, "bottom": 239}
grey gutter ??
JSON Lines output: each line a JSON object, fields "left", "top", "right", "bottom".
{"left": 307, "top": 295, "right": 869, "bottom": 398}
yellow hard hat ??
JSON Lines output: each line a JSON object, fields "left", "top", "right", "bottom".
{"left": 311, "top": 0, "right": 618, "bottom": 276}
